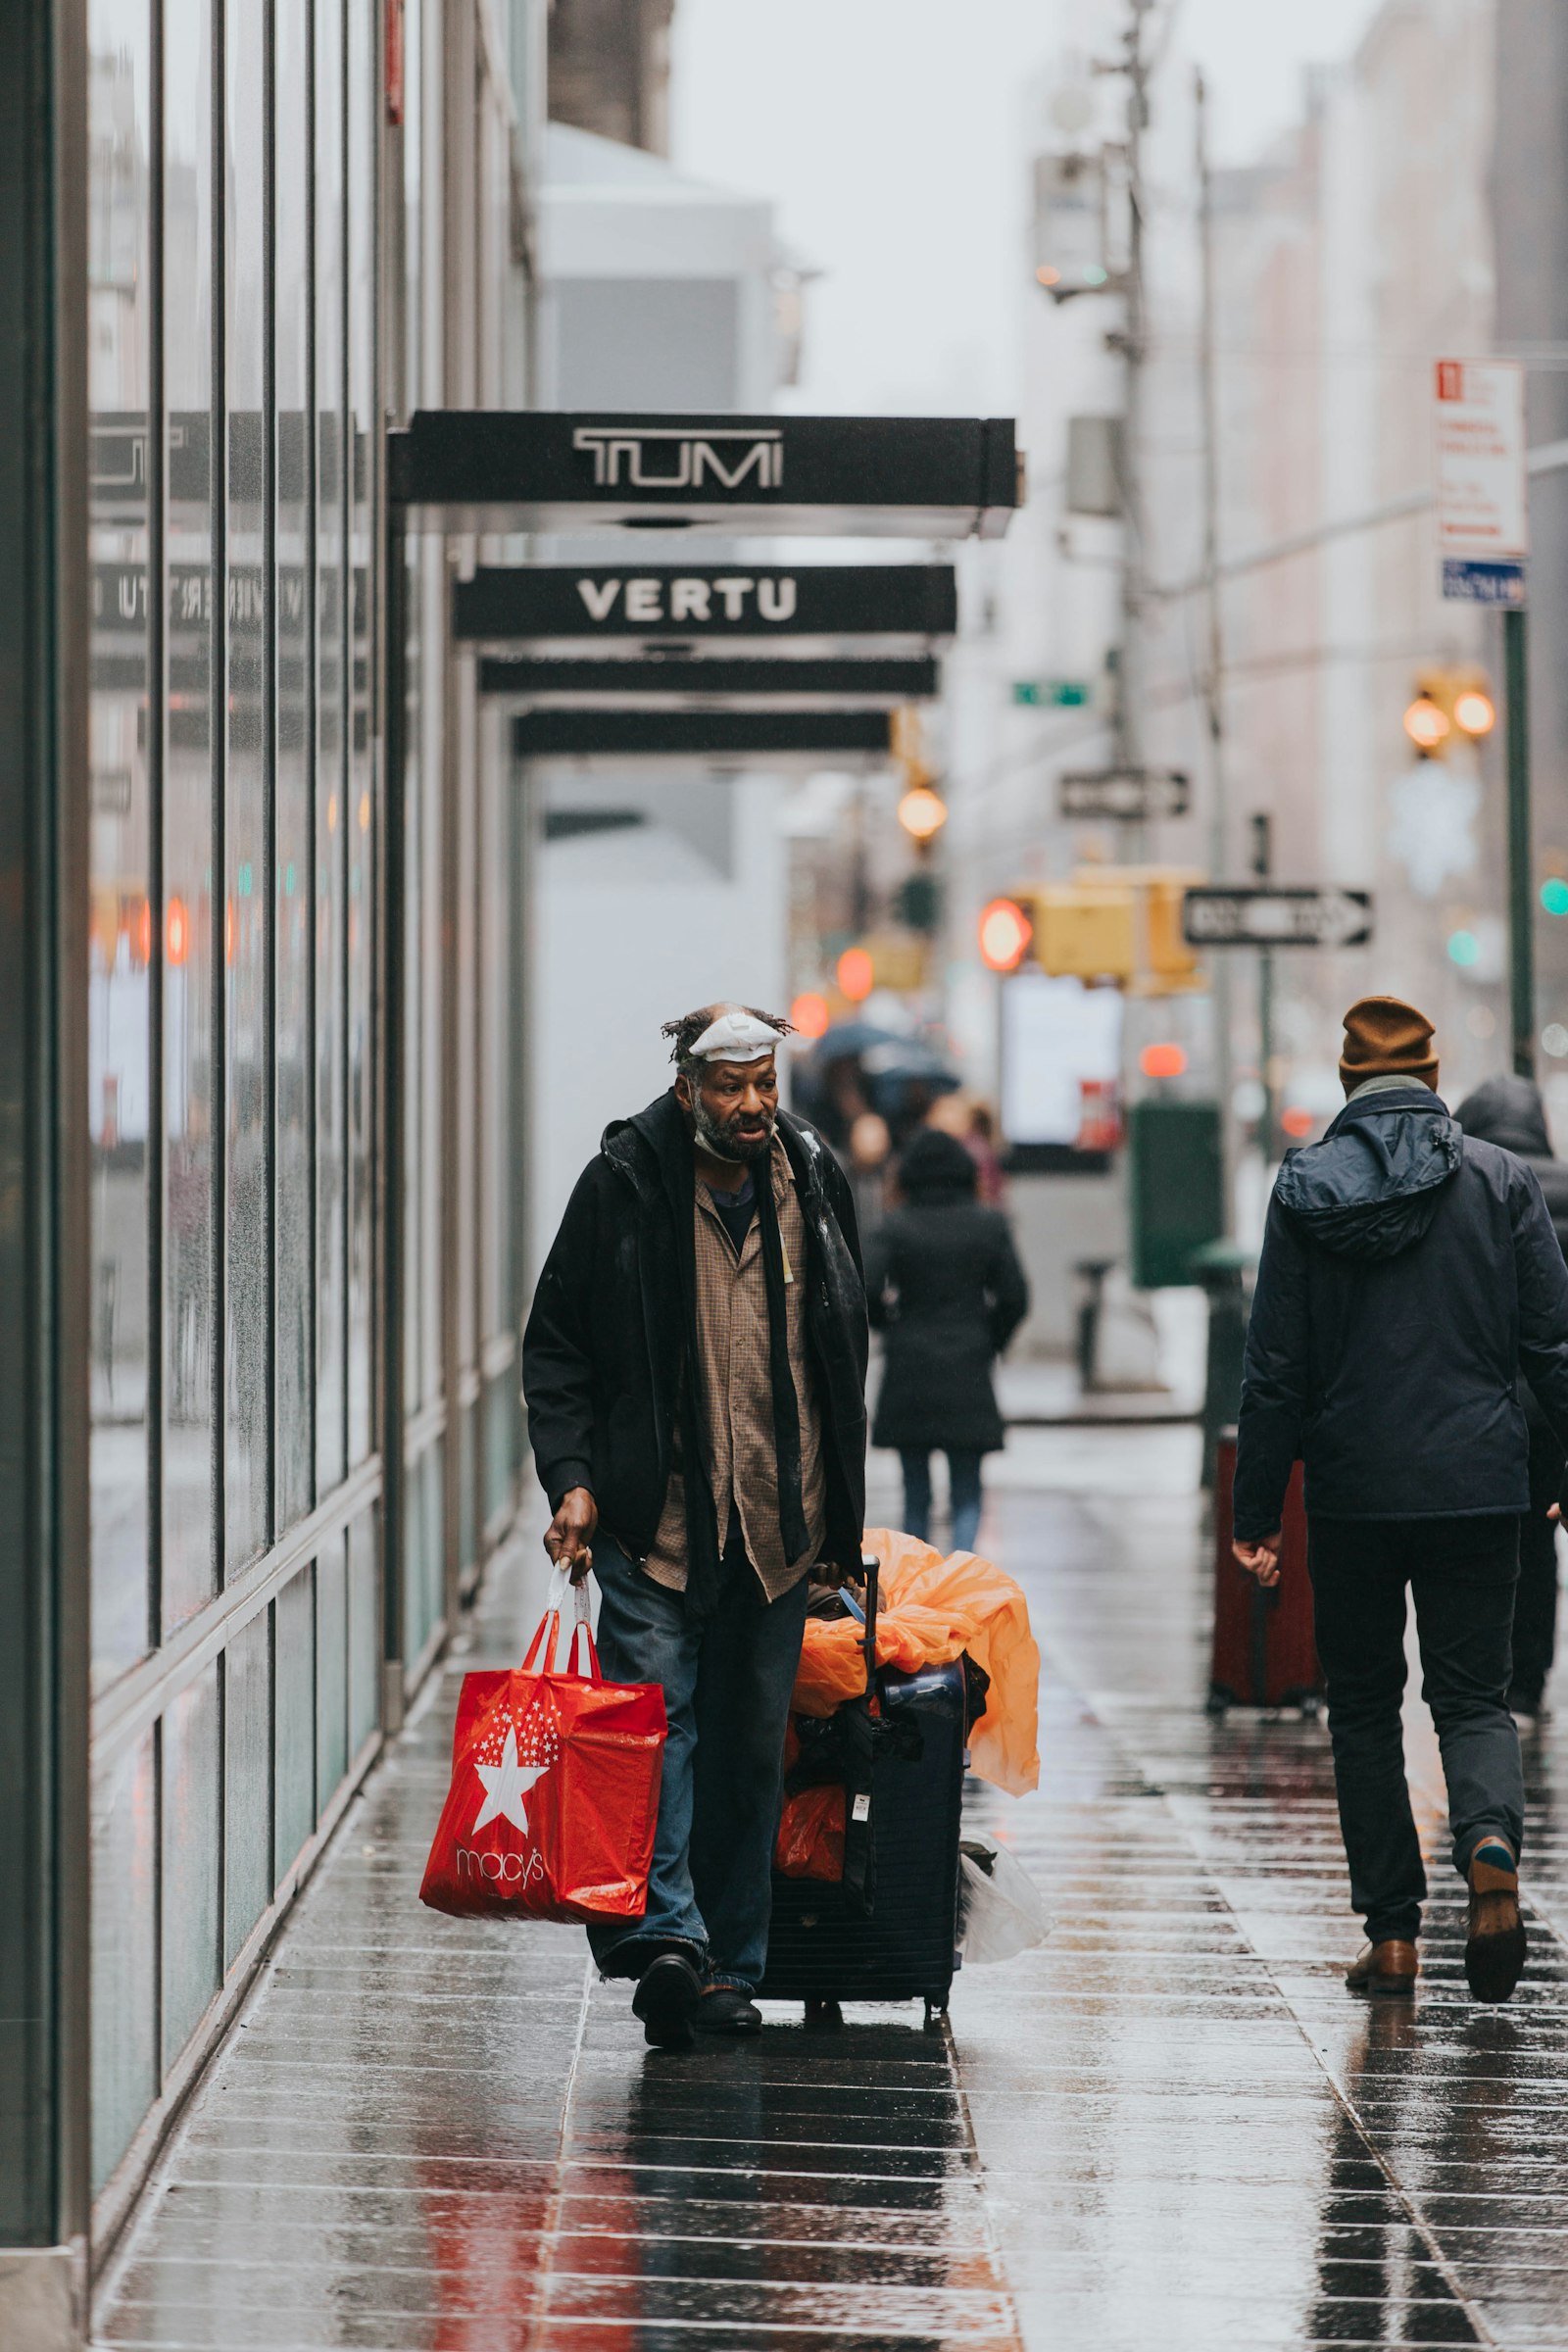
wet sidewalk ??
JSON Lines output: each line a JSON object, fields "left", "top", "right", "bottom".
{"left": 97, "top": 1430, "right": 1568, "bottom": 2350}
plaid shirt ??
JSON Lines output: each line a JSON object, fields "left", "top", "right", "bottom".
{"left": 644, "top": 1139, "right": 826, "bottom": 1599}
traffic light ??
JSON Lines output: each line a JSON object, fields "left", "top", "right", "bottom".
{"left": 977, "top": 872, "right": 1203, "bottom": 993}
{"left": 1403, "top": 666, "right": 1495, "bottom": 759}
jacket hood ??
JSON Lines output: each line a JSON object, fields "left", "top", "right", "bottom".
{"left": 1454, "top": 1072, "right": 1553, "bottom": 1160}
{"left": 1274, "top": 1086, "right": 1462, "bottom": 1262}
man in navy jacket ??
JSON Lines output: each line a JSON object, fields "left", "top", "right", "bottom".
{"left": 1234, "top": 997, "right": 1568, "bottom": 2003}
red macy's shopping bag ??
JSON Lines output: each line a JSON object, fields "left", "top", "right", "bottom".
{"left": 419, "top": 1573, "right": 666, "bottom": 1923}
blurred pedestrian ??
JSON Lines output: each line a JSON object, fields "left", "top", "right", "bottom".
{"left": 522, "top": 1004, "right": 868, "bottom": 2050}
{"left": 1234, "top": 997, "right": 1568, "bottom": 2006}
{"left": 927, "top": 1092, "right": 1007, "bottom": 1206}
{"left": 865, "top": 1127, "right": 1029, "bottom": 1555}
{"left": 1455, "top": 1073, "right": 1568, "bottom": 1716}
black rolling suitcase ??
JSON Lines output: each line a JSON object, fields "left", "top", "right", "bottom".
{"left": 759, "top": 1559, "right": 967, "bottom": 2032}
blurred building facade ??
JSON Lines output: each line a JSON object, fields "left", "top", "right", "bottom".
{"left": 547, "top": 0, "right": 673, "bottom": 155}
{"left": 942, "top": 0, "right": 1568, "bottom": 1276}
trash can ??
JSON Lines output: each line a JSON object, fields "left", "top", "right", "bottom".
{"left": 1190, "top": 1239, "right": 1254, "bottom": 1492}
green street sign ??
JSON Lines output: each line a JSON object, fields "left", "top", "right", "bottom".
{"left": 1013, "top": 678, "right": 1092, "bottom": 708}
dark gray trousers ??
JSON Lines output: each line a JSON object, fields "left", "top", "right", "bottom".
{"left": 1308, "top": 1513, "right": 1524, "bottom": 1945}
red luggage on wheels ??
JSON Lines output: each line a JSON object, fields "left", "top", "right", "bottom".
{"left": 1208, "top": 1431, "right": 1322, "bottom": 1713}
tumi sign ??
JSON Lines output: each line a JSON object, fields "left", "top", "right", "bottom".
{"left": 389, "top": 411, "right": 1021, "bottom": 537}
{"left": 452, "top": 564, "right": 958, "bottom": 646}
{"left": 571, "top": 423, "right": 783, "bottom": 491}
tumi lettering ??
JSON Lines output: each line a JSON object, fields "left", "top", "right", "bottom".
{"left": 571, "top": 573, "right": 800, "bottom": 627}
{"left": 572, "top": 425, "right": 784, "bottom": 492}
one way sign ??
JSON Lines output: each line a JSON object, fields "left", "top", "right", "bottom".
{"left": 1182, "top": 886, "right": 1373, "bottom": 950}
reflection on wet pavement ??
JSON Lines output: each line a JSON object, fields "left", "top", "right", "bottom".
{"left": 95, "top": 1444, "right": 1568, "bottom": 2348}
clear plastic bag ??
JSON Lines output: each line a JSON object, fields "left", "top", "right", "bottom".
{"left": 957, "top": 1834, "right": 1052, "bottom": 1963}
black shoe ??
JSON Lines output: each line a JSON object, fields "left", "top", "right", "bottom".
{"left": 632, "top": 1952, "right": 703, "bottom": 2050}
{"left": 695, "top": 1985, "right": 761, "bottom": 2035}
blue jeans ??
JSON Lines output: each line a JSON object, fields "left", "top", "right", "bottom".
{"left": 587, "top": 1532, "right": 809, "bottom": 1991}
{"left": 900, "top": 1448, "right": 985, "bottom": 1554}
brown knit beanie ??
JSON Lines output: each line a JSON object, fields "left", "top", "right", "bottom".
{"left": 1339, "top": 996, "right": 1439, "bottom": 1094}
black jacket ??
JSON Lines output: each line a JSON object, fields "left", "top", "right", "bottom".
{"left": 1234, "top": 1084, "right": 1568, "bottom": 1540}
{"left": 521, "top": 1091, "right": 869, "bottom": 1617}
{"left": 1455, "top": 1073, "right": 1568, "bottom": 1452}
{"left": 1455, "top": 1073, "right": 1568, "bottom": 1256}
{"left": 866, "top": 1200, "right": 1029, "bottom": 1453}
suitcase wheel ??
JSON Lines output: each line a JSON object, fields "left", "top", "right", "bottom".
{"left": 804, "top": 1997, "right": 843, "bottom": 2032}
{"left": 923, "top": 1998, "right": 948, "bottom": 2034}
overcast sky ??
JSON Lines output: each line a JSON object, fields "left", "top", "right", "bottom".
{"left": 670, "top": 0, "right": 1386, "bottom": 414}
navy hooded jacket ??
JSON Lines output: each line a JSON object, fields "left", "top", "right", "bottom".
{"left": 1233, "top": 1084, "right": 1568, "bottom": 1541}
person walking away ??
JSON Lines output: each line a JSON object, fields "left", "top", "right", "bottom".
{"left": 522, "top": 1004, "right": 868, "bottom": 2050}
{"left": 1233, "top": 998, "right": 1568, "bottom": 2005}
{"left": 1454, "top": 1073, "right": 1568, "bottom": 1716}
{"left": 865, "top": 1127, "right": 1029, "bottom": 1555}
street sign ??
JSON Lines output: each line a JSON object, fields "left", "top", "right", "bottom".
{"left": 1059, "top": 767, "right": 1189, "bottom": 821}
{"left": 478, "top": 656, "right": 938, "bottom": 708}
{"left": 511, "top": 708, "right": 894, "bottom": 765}
{"left": 1435, "top": 359, "right": 1528, "bottom": 606}
{"left": 390, "top": 413, "right": 1020, "bottom": 538}
{"left": 1182, "top": 886, "right": 1373, "bottom": 950}
{"left": 454, "top": 564, "right": 958, "bottom": 649}
{"left": 1013, "top": 678, "right": 1091, "bottom": 709}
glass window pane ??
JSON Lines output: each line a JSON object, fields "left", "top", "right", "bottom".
{"left": 162, "top": 0, "right": 216, "bottom": 1632}
{"left": 401, "top": 543, "right": 423, "bottom": 1414}
{"left": 348, "top": 1502, "right": 379, "bottom": 1755}
{"left": 224, "top": 1607, "right": 272, "bottom": 1969}
{"left": 346, "top": 0, "right": 374, "bottom": 1470}
{"left": 274, "top": 1562, "right": 317, "bottom": 1878}
{"left": 223, "top": 0, "right": 270, "bottom": 1569}
{"left": 90, "top": 1732, "right": 157, "bottom": 2193}
{"left": 315, "top": 0, "right": 346, "bottom": 1495}
{"left": 274, "top": 0, "right": 314, "bottom": 1532}
{"left": 88, "top": 0, "right": 154, "bottom": 1690}
{"left": 316, "top": 1526, "right": 348, "bottom": 1809}
{"left": 161, "top": 1666, "right": 221, "bottom": 2068}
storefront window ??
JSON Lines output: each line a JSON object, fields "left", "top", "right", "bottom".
{"left": 88, "top": 0, "right": 154, "bottom": 1689}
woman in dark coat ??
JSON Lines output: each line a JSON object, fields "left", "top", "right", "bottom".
{"left": 865, "top": 1128, "right": 1030, "bottom": 1553}
{"left": 1456, "top": 1073, "right": 1568, "bottom": 1714}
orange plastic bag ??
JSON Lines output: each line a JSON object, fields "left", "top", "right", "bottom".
{"left": 791, "top": 1528, "right": 1040, "bottom": 1795}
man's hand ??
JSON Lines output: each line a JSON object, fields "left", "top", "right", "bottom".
{"left": 545, "top": 1487, "right": 598, "bottom": 1586}
{"left": 1233, "top": 1533, "right": 1282, "bottom": 1588}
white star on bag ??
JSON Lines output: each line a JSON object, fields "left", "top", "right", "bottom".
{"left": 470, "top": 1724, "right": 551, "bottom": 1836}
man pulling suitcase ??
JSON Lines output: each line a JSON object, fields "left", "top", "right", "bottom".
{"left": 1233, "top": 997, "right": 1568, "bottom": 2002}
{"left": 522, "top": 1004, "right": 869, "bottom": 2049}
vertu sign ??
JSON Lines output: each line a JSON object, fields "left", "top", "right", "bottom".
{"left": 452, "top": 564, "right": 958, "bottom": 645}
{"left": 390, "top": 412, "right": 1021, "bottom": 537}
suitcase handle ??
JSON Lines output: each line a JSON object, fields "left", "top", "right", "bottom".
{"left": 860, "top": 1552, "right": 880, "bottom": 1694}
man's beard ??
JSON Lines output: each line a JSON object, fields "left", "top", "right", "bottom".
{"left": 692, "top": 1092, "right": 776, "bottom": 1162}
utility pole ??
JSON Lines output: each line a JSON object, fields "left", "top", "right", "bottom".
{"left": 1195, "top": 66, "right": 1234, "bottom": 1221}
{"left": 1251, "top": 812, "right": 1278, "bottom": 1165}
{"left": 1505, "top": 605, "right": 1534, "bottom": 1079}
{"left": 1115, "top": 0, "right": 1152, "bottom": 836}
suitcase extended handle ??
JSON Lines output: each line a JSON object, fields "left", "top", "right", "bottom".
{"left": 860, "top": 1551, "right": 880, "bottom": 1695}
{"left": 834, "top": 1555, "right": 881, "bottom": 1693}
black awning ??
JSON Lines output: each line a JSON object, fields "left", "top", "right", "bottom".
{"left": 511, "top": 708, "right": 894, "bottom": 762}
{"left": 478, "top": 656, "right": 938, "bottom": 708}
{"left": 390, "top": 413, "right": 1019, "bottom": 538}
{"left": 452, "top": 563, "right": 959, "bottom": 646}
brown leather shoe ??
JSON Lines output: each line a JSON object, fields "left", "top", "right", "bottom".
{"left": 1345, "top": 1938, "right": 1418, "bottom": 1997}
{"left": 1466, "top": 1844, "right": 1527, "bottom": 2004}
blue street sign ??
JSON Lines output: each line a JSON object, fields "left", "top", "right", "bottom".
{"left": 1443, "top": 559, "right": 1527, "bottom": 607}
